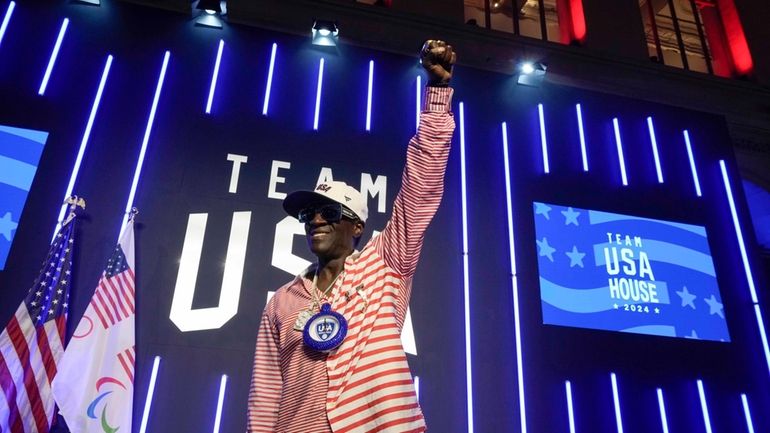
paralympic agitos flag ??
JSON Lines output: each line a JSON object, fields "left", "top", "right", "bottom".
{"left": 52, "top": 219, "right": 136, "bottom": 433}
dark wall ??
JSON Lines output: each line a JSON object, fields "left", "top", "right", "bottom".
{"left": 0, "top": 1, "right": 769, "bottom": 433}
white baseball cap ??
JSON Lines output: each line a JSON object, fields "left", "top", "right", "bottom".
{"left": 283, "top": 181, "right": 369, "bottom": 223}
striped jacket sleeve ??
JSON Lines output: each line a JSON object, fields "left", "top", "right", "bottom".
{"left": 247, "top": 296, "right": 282, "bottom": 433}
{"left": 379, "top": 86, "right": 455, "bottom": 278}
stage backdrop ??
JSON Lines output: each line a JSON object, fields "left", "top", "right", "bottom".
{"left": 0, "top": 1, "right": 768, "bottom": 433}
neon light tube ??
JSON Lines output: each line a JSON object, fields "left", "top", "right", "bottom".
{"left": 313, "top": 58, "right": 324, "bottom": 130}
{"left": 538, "top": 103, "right": 550, "bottom": 173}
{"left": 415, "top": 75, "right": 421, "bottom": 131}
{"left": 0, "top": 2, "right": 16, "bottom": 51}
{"left": 503, "top": 122, "right": 527, "bottom": 433}
{"left": 206, "top": 39, "right": 224, "bottom": 114}
{"left": 414, "top": 375, "right": 420, "bottom": 401}
{"left": 212, "top": 374, "right": 228, "bottom": 433}
{"left": 696, "top": 380, "right": 713, "bottom": 433}
{"left": 611, "top": 373, "right": 624, "bottom": 433}
{"left": 38, "top": 18, "right": 69, "bottom": 95}
{"left": 139, "top": 356, "right": 161, "bottom": 433}
{"left": 366, "top": 60, "right": 373, "bottom": 132}
{"left": 720, "top": 160, "right": 758, "bottom": 303}
{"left": 261, "top": 43, "right": 276, "bottom": 116}
{"left": 612, "top": 118, "right": 628, "bottom": 186}
{"left": 576, "top": 104, "right": 588, "bottom": 172}
{"left": 647, "top": 117, "right": 664, "bottom": 183}
{"left": 741, "top": 393, "right": 755, "bottom": 433}
{"left": 119, "top": 50, "right": 170, "bottom": 238}
{"left": 565, "top": 380, "right": 575, "bottom": 433}
{"left": 52, "top": 54, "right": 113, "bottom": 242}
{"left": 684, "top": 131, "right": 702, "bottom": 197}
{"left": 458, "top": 102, "right": 474, "bottom": 433}
{"left": 656, "top": 388, "right": 670, "bottom": 433}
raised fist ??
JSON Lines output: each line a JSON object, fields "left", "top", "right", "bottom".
{"left": 420, "top": 40, "right": 456, "bottom": 86}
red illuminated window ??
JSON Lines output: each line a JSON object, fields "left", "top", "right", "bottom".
{"left": 464, "top": 0, "right": 586, "bottom": 45}
{"left": 640, "top": 0, "right": 753, "bottom": 77}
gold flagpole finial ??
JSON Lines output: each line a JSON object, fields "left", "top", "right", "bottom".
{"left": 62, "top": 196, "right": 86, "bottom": 226}
{"left": 128, "top": 207, "right": 139, "bottom": 222}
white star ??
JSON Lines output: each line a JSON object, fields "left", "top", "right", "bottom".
{"left": 36, "top": 291, "right": 42, "bottom": 296}
{"left": 31, "top": 301, "right": 37, "bottom": 306}
{"left": 45, "top": 272, "right": 51, "bottom": 277}
{"left": 654, "top": 307, "right": 660, "bottom": 314}
{"left": 65, "top": 270, "right": 71, "bottom": 275}
{"left": 704, "top": 295, "right": 725, "bottom": 318}
{"left": 613, "top": 303, "right": 619, "bottom": 309}
{"left": 57, "top": 289, "right": 63, "bottom": 294}
{"left": 57, "top": 233, "right": 63, "bottom": 238}
{"left": 61, "top": 280, "right": 67, "bottom": 285}
{"left": 65, "top": 248, "right": 70, "bottom": 253}
{"left": 40, "top": 282, "right": 47, "bottom": 286}
{"left": 62, "top": 303, "right": 68, "bottom": 308}
{"left": 68, "top": 239, "right": 73, "bottom": 243}
{"left": 53, "top": 299, "right": 58, "bottom": 304}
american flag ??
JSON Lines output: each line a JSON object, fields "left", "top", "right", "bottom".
{"left": 52, "top": 218, "right": 135, "bottom": 433}
{"left": 0, "top": 219, "right": 75, "bottom": 433}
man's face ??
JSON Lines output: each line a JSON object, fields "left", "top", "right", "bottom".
{"left": 303, "top": 203, "right": 363, "bottom": 261}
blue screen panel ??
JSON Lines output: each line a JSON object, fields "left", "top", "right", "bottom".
{"left": 0, "top": 124, "right": 48, "bottom": 270}
{"left": 533, "top": 201, "right": 730, "bottom": 342}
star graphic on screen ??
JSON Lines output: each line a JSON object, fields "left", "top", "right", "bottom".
{"left": 561, "top": 207, "right": 580, "bottom": 226}
{"left": 703, "top": 295, "right": 724, "bottom": 318}
{"left": 536, "top": 237, "right": 556, "bottom": 261}
{"left": 534, "top": 203, "right": 552, "bottom": 220}
{"left": 565, "top": 245, "right": 586, "bottom": 268}
{"left": 654, "top": 307, "right": 660, "bottom": 314}
{"left": 685, "top": 329, "right": 699, "bottom": 339}
{"left": 676, "top": 286, "right": 697, "bottom": 309}
{"left": 613, "top": 303, "right": 619, "bottom": 309}
{"left": 0, "top": 212, "right": 19, "bottom": 241}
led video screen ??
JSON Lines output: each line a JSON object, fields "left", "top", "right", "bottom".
{"left": 534, "top": 201, "right": 730, "bottom": 342}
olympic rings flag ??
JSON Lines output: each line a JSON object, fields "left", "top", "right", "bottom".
{"left": 53, "top": 217, "right": 136, "bottom": 433}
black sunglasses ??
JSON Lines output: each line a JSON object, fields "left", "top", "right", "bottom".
{"left": 298, "top": 203, "right": 358, "bottom": 224}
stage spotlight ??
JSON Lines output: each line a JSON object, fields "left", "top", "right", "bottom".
{"left": 517, "top": 61, "right": 546, "bottom": 87}
{"left": 71, "top": 0, "right": 100, "bottom": 6}
{"left": 312, "top": 20, "right": 339, "bottom": 47}
{"left": 194, "top": 0, "right": 225, "bottom": 28}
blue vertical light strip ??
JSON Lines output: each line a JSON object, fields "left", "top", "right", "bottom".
{"left": 119, "top": 50, "right": 170, "bottom": 238}
{"left": 502, "top": 122, "right": 527, "bottom": 433}
{"left": 458, "top": 102, "right": 474, "bottom": 433}
{"left": 656, "top": 388, "right": 670, "bottom": 433}
{"left": 684, "top": 130, "right": 702, "bottom": 197}
{"left": 365, "top": 60, "right": 373, "bottom": 132}
{"left": 741, "top": 394, "right": 755, "bottom": 433}
{"left": 610, "top": 373, "right": 624, "bottom": 433}
{"left": 576, "top": 104, "right": 588, "bottom": 172}
{"left": 38, "top": 18, "right": 69, "bottom": 96}
{"left": 51, "top": 54, "right": 113, "bottom": 241}
{"left": 313, "top": 58, "right": 324, "bottom": 130}
{"left": 415, "top": 75, "right": 421, "bottom": 131}
{"left": 565, "top": 380, "right": 575, "bottom": 433}
{"left": 414, "top": 376, "right": 420, "bottom": 401}
{"left": 719, "top": 160, "right": 758, "bottom": 303}
{"left": 0, "top": 2, "right": 16, "bottom": 51}
{"left": 538, "top": 103, "right": 550, "bottom": 173}
{"left": 212, "top": 374, "right": 228, "bottom": 433}
{"left": 647, "top": 117, "right": 664, "bottom": 183}
{"left": 612, "top": 118, "right": 628, "bottom": 186}
{"left": 719, "top": 159, "right": 770, "bottom": 374}
{"left": 138, "top": 356, "right": 161, "bottom": 433}
{"left": 261, "top": 42, "right": 277, "bottom": 116}
{"left": 696, "top": 380, "right": 713, "bottom": 433}
{"left": 205, "top": 39, "right": 224, "bottom": 114}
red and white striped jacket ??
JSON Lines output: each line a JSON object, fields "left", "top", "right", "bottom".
{"left": 248, "top": 87, "right": 455, "bottom": 433}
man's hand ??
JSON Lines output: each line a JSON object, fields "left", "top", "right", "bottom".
{"left": 420, "top": 40, "right": 456, "bottom": 86}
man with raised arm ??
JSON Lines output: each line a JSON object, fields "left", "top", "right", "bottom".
{"left": 248, "top": 39, "right": 457, "bottom": 433}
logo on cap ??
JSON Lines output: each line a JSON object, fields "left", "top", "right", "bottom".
{"left": 316, "top": 184, "right": 332, "bottom": 192}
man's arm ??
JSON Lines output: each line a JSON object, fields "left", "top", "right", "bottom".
{"left": 247, "top": 299, "right": 282, "bottom": 433}
{"left": 378, "top": 40, "right": 457, "bottom": 278}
